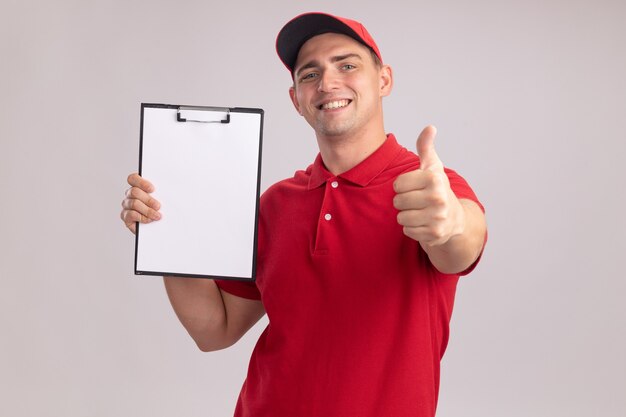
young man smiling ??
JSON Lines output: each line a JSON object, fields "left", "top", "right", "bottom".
{"left": 121, "top": 12, "right": 487, "bottom": 417}
{"left": 288, "top": 32, "right": 391, "bottom": 164}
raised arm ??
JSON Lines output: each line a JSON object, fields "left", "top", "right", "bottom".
{"left": 393, "top": 126, "right": 487, "bottom": 274}
{"left": 121, "top": 173, "right": 265, "bottom": 351}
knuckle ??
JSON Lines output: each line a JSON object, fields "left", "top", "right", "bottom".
{"left": 128, "top": 187, "right": 140, "bottom": 199}
{"left": 124, "top": 210, "right": 136, "bottom": 223}
{"left": 130, "top": 199, "right": 141, "bottom": 211}
{"left": 425, "top": 172, "right": 442, "bottom": 189}
{"left": 432, "top": 224, "right": 446, "bottom": 239}
{"left": 147, "top": 196, "right": 160, "bottom": 209}
{"left": 121, "top": 210, "right": 136, "bottom": 224}
{"left": 428, "top": 192, "right": 446, "bottom": 207}
{"left": 433, "top": 207, "right": 447, "bottom": 222}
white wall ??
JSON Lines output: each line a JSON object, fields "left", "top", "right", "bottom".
{"left": 1, "top": 0, "right": 624, "bottom": 416}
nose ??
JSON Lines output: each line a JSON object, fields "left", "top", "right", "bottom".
{"left": 317, "top": 70, "right": 339, "bottom": 93}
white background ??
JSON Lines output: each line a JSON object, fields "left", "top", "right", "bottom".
{"left": 1, "top": 0, "right": 624, "bottom": 416}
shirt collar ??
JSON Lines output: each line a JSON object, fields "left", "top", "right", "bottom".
{"left": 308, "top": 134, "right": 403, "bottom": 189}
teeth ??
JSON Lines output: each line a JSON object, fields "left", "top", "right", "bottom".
{"left": 321, "top": 100, "right": 350, "bottom": 110}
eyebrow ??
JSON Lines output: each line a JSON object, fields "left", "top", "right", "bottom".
{"left": 295, "top": 53, "right": 364, "bottom": 77}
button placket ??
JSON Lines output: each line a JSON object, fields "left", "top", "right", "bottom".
{"left": 313, "top": 178, "right": 339, "bottom": 254}
{"left": 324, "top": 178, "right": 339, "bottom": 222}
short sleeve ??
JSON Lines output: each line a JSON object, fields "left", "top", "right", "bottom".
{"left": 215, "top": 279, "right": 262, "bottom": 300}
{"left": 444, "top": 167, "right": 488, "bottom": 276}
{"left": 445, "top": 167, "right": 484, "bottom": 212}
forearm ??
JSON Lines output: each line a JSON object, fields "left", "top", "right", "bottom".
{"left": 163, "top": 276, "right": 230, "bottom": 351}
{"left": 420, "top": 199, "right": 486, "bottom": 274}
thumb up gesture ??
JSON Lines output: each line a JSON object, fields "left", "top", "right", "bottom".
{"left": 393, "top": 126, "right": 465, "bottom": 247}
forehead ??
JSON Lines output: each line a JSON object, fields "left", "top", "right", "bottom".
{"left": 294, "top": 32, "right": 371, "bottom": 66}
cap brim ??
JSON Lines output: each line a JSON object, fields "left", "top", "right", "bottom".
{"left": 276, "top": 13, "right": 365, "bottom": 73}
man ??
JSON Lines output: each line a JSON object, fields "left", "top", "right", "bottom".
{"left": 121, "top": 12, "right": 487, "bottom": 417}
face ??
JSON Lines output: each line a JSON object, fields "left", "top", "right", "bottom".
{"left": 289, "top": 33, "right": 392, "bottom": 140}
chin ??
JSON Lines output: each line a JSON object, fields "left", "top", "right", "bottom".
{"left": 316, "top": 120, "right": 356, "bottom": 137}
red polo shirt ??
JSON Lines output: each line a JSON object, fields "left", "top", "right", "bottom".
{"left": 216, "top": 134, "right": 484, "bottom": 417}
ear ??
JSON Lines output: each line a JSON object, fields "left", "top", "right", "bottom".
{"left": 379, "top": 64, "right": 393, "bottom": 97}
{"left": 289, "top": 86, "right": 303, "bottom": 115}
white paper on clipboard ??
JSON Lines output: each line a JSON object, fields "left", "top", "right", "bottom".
{"left": 134, "top": 103, "right": 263, "bottom": 280}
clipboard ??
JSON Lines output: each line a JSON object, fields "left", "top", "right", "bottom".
{"left": 134, "top": 103, "right": 263, "bottom": 281}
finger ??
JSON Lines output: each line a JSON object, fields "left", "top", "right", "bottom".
{"left": 122, "top": 197, "right": 161, "bottom": 221}
{"left": 121, "top": 208, "right": 155, "bottom": 227}
{"left": 125, "top": 186, "right": 161, "bottom": 211}
{"left": 393, "top": 169, "right": 430, "bottom": 193}
{"left": 416, "top": 125, "right": 443, "bottom": 172}
{"left": 120, "top": 209, "right": 153, "bottom": 234}
{"left": 396, "top": 209, "right": 429, "bottom": 228}
{"left": 402, "top": 226, "right": 447, "bottom": 246}
{"left": 393, "top": 190, "right": 430, "bottom": 211}
{"left": 127, "top": 172, "right": 155, "bottom": 193}
{"left": 123, "top": 214, "right": 137, "bottom": 234}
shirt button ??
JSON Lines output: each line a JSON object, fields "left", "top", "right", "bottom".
{"left": 331, "top": 181, "right": 339, "bottom": 188}
{"left": 324, "top": 213, "right": 332, "bottom": 221}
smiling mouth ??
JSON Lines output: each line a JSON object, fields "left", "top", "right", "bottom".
{"left": 319, "top": 99, "right": 351, "bottom": 110}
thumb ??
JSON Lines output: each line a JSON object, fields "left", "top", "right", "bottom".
{"left": 416, "top": 125, "right": 443, "bottom": 171}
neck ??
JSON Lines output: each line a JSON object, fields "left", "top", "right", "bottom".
{"left": 316, "top": 127, "right": 388, "bottom": 175}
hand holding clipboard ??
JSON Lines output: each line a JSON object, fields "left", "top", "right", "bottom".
{"left": 127, "top": 104, "right": 263, "bottom": 281}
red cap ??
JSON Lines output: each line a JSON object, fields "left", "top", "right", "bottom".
{"left": 276, "top": 12, "right": 383, "bottom": 75}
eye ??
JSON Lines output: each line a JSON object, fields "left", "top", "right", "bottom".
{"left": 341, "top": 64, "right": 356, "bottom": 70}
{"left": 299, "top": 72, "right": 318, "bottom": 82}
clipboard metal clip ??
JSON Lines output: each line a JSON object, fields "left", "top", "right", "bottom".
{"left": 177, "top": 106, "right": 231, "bottom": 124}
